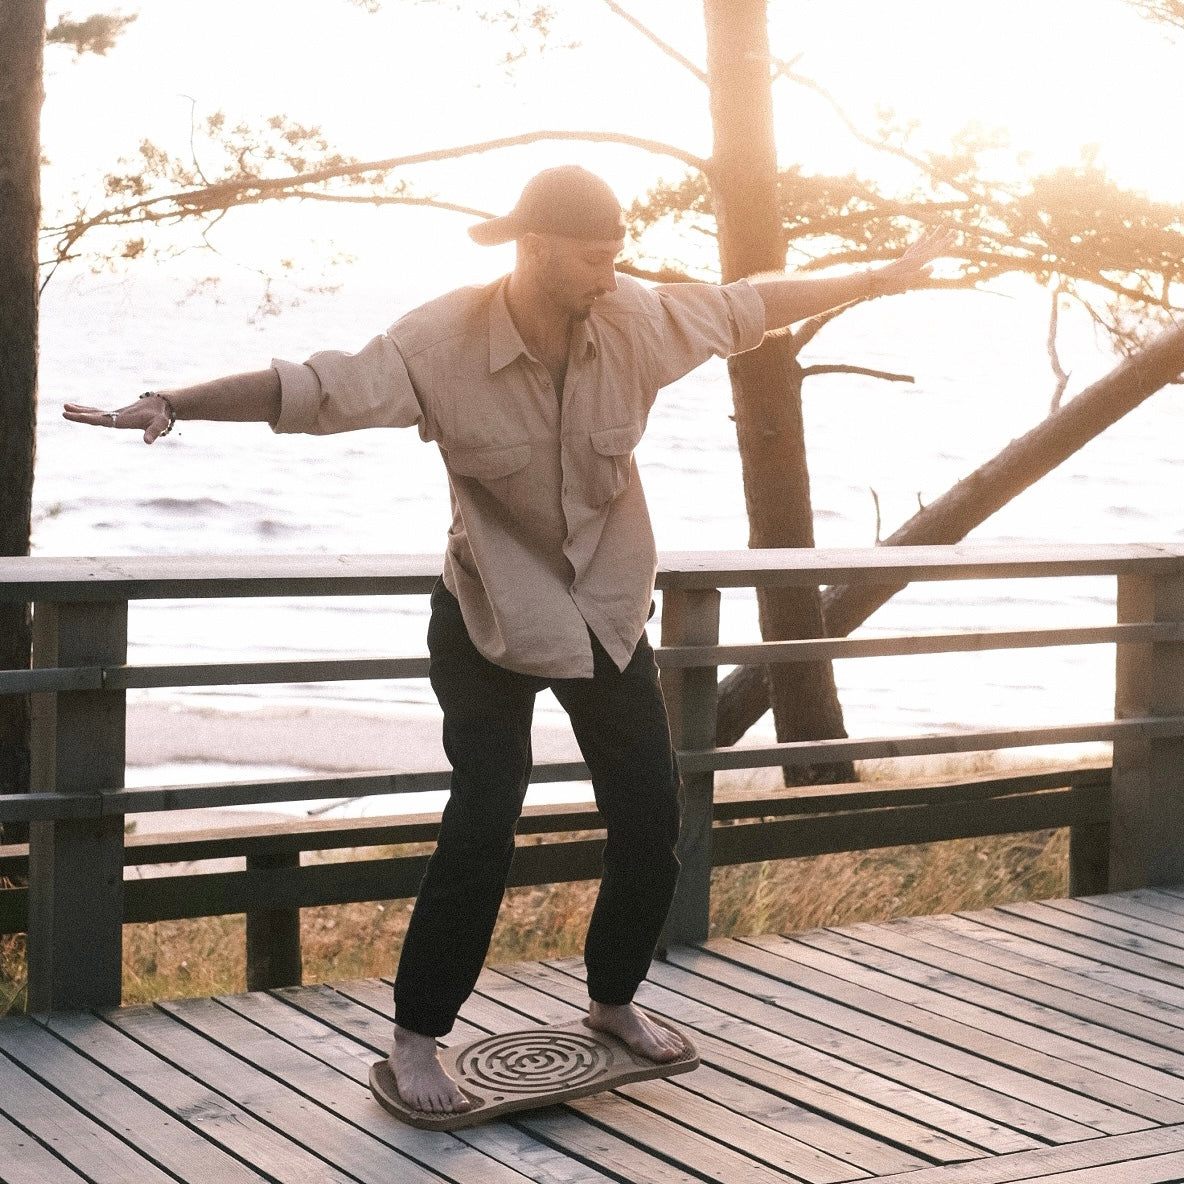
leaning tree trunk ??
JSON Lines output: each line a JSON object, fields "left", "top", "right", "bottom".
{"left": 716, "top": 321, "right": 1184, "bottom": 743}
{"left": 0, "top": 0, "right": 45, "bottom": 838}
{"left": 703, "top": 0, "right": 852, "bottom": 783}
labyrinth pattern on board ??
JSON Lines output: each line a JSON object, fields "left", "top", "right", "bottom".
{"left": 455, "top": 1029, "right": 613, "bottom": 1096}
{"left": 369, "top": 1017, "right": 699, "bottom": 1131}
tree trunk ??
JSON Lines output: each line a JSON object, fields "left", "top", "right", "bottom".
{"left": 0, "top": 0, "right": 45, "bottom": 835}
{"left": 716, "top": 321, "right": 1184, "bottom": 744}
{"left": 703, "top": 0, "right": 852, "bottom": 783}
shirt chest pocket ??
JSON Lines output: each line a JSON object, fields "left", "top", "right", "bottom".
{"left": 445, "top": 442, "right": 532, "bottom": 495}
{"left": 579, "top": 421, "right": 644, "bottom": 508}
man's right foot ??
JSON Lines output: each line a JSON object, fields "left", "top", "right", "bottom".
{"left": 390, "top": 1025, "right": 472, "bottom": 1114}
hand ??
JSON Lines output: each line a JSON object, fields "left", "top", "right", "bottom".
{"left": 63, "top": 393, "right": 175, "bottom": 444}
{"left": 873, "top": 226, "right": 959, "bottom": 294}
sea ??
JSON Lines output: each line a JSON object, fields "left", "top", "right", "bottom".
{"left": 29, "top": 268, "right": 1184, "bottom": 809}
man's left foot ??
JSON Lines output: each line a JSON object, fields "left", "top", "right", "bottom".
{"left": 586, "top": 1001, "right": 685, "bottom": 1062}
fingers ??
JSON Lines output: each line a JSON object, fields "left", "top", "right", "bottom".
{"left": 62, "top": 400, "right": 168, "bottom": 444}
{"left": 908, "top": 225, "right": 958, "bottom": 263}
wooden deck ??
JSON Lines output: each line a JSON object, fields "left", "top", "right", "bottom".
{"left": 6, "top": 889, "right": 1184, "bottom": 1183}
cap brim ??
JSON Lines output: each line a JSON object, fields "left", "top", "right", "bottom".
{"left": 467, "top": 216, "right": 520, "bottom": 246}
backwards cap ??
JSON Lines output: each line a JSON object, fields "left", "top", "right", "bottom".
{"left": 468, "top": 165, "right": 626, "bottom": 246}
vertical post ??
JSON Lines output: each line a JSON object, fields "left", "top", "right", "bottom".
{"left": 27, "top": 600, "right": 127, "bottom": 1011}
{"left": 0, "top": 0, "right": 47, "bottom": 847}
{"left": 1111, "top": 568, "right": 1184, "bottom": 890}
{"left": 1068, "top": 817, "right": 1110, "bottom": 897}
{"left": 660, "top": 586, "right": 720, "bottom": 948}
{"left": 245, "top": 850, "right": 303, "bottom": 990}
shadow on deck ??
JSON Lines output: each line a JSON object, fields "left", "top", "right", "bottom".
{"left": 6, "top": 888, "right": 1184, "bottom": 1183}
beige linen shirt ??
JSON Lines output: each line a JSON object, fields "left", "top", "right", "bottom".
{"left": 272, "top": 273, "right": 766, "bottom": 678}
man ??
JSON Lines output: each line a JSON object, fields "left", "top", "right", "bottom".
{"left": 65, "top": 165, "right": 951, "bottom": 1115}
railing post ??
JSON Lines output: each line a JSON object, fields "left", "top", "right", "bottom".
{"left": 660, "top": 586, "right": 720, "bottom": 948}
{"left": 245, "top": 851, "right": 303, "bottom": 990}
{"left": 1111, "top": 568, "right": 1184, "bottom": 890}
{"left": 27, "top": 600, "right": 127, "bottom": 1011}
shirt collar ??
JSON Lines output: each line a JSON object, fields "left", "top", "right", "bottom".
{"left": 488, "top": 278, "right": 527, "bottom": 374}
{"left": 488, "top": 276, "right": 599, "bottom": 375}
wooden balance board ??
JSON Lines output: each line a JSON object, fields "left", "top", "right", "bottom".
{"left": 369, "top": 1016, "right": 699, "bottom": 1131}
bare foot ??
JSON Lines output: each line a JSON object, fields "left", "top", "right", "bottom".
{"left": 389, "top": 1025, "right": 472, "bottom": 1114}
{"left": 586, "top": 1001, "right": 685, "bottom": 1063}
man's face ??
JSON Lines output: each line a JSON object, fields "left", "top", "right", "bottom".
{"left": 530, "top": 233, "right": 624, "bottom": 321}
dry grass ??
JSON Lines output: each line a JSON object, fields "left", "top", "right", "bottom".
{"left": 0, "top": 755, "right": 1075, "bottom": 1012}
{"left": 0, "top": 824, "right": 1068, "bottom": 1012}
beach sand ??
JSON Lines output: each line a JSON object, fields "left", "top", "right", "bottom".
{"left": 126, "top": 699, "right": 584, "bottom": 775}
{"left": 122, "top": 698, "right": 590, "bottom": 842}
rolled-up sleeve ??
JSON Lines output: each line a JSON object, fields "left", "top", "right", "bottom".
{"left": 271, "top": 331, "right": 427, "bottom": 437}
{"left": 648, "top": 279, "right": 767, "bottom": 388}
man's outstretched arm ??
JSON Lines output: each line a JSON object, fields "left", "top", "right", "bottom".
{"left": 751, "top": 227, "right": 957, "bottom": 333}
{"left": 63, "top": 368, "right": 282, "bottom": 445}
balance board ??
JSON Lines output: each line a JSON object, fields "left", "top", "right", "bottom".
{"left": 369, "top": 1016, "right": 699, "bottom": 1131}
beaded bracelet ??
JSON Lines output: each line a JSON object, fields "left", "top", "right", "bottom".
{"left": 140, "top": 390, "right": 177, "bottom": 437}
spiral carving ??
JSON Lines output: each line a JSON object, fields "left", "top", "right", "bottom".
{"left": 455, "top": 1030, "right": 612, "bottom": 1095}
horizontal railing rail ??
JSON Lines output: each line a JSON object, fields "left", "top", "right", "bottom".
{"left": 2, "top": 543, "right": 1183, "bottom": 1010}
{"left": 4, "top": 620, "right": 1183, "bottom": 698}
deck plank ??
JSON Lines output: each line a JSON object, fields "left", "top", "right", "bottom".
{"left": 29, "top": 1013, "right": 362, "bottom": 1184}
{"left": 659, "top": 944, "right": 1127, "bottom": 1140}
{"left": 500, "top": 956, "right": 1010, "bottom": 1159}
{"left": 106, "top": 1002, "right": 445, "bottom": 1184}
{"left": 0, "top": 1036, "right": 179, "bottom": 1184}
{"left": 874, "top": 915, "right": 1184, "bottom": 1051}
{"left": 434, "top": 976, "right": 851, "bottom": 1184}
{"left": 1044, "top": 894, "right": 1184, "bottom": 949}
{"left": 290, "top": 975, "right": 718, "bottom": 1184}
{"left": 220, "top": 985, "right": 619, "bottom": 1184}
{"left": 0, "top": 1109, "right": 90, "bottom": 1184}
{"left": 864, "top": 1124, "right": 1184, "bottom": 1183}
{"left": 464, "top": 968, "right": 884, "bottom": 1183}
{"left": 2, "top": 1014, "right": 268, "bottom": 1184}
{"left": 936, "top": 912, "right": 1184, "bottom": 1013}
{"left": 993, "top": 901, "right": 1184, "bottom": 980}
{"left": 482, "top": 965, "right": 931, "bottom": 1177}
{"left": 157, "top": 994, "right": 542, "bottom": 1184}
{"left": 6, "top": 887, "right": 1184, "bottom": 1181}
{"left": 746, "top": 930, "right": 1184, "bottom": 1110}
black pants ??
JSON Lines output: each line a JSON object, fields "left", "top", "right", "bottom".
{"left": 392, "top": 580, "right": 682, "bottom": 1037}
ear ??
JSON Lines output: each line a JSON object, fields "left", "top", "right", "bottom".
{"left": 519, "top": 232, "right": 546, "bottom": 265}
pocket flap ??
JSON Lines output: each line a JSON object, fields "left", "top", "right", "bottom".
{"left": 590, "top": 422, "right": 644, "bottom": 457}
{"left": 446, "top": 443, "right": 531, "bottom": 479}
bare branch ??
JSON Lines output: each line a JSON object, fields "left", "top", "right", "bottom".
{"left": 1046, "top": 281, "right": 1071, "bottom": 412}
{"left": 183, "top": 97, "right": 213, "bottom": 188}
{"left": 599, "top": 0, "right": 708, "bottom": 83}
{"left": 62, "top": 128, "right": 708, "bottom": 230}
{"left": 800, "top": 364, "right": 915, "bottom": 384}
{"left": 772, "top": 64, "right": 955, "bottom": 189}
{"left": 615, "top": 260, "right": 696, "bottom": 284}
{"left": 268, "top": 193, "right": 493, "bottom": 219}
{"left": 789, "top": 299, "right": 866, "bottom": 352}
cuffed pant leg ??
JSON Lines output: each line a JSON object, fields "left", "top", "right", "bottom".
{"left": 393, "top": 582, "right": 540, "bottom": 1037}
{"left": 551, "top": 632, "right": 681, "bottom": 1007}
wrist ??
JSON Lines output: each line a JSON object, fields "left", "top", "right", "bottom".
{"left": 140, "top": 390, "right": 178, "bottom": 436}
{"left": 866, "top": 265, "right": 904, "bottom": 299}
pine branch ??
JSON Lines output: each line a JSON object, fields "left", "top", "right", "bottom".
{"left": 600, "top": 0, "right": 708, "bottom": 83}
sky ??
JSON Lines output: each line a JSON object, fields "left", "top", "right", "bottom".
{"left": 38, "top": 0, "right": 1184, "bottom": 286}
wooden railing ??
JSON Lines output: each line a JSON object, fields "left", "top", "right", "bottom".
{"left": 3, "top": 544, "right": 1184, "bottom": 1012}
